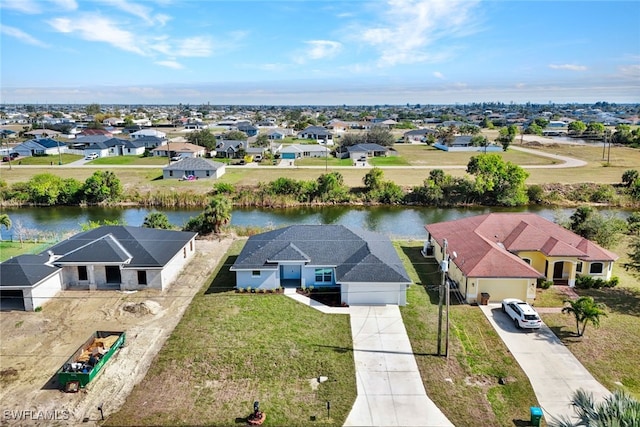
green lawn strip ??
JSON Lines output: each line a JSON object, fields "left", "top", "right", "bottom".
{"left": 295, "top": 158, "right": 352, "bottom": 167}
{"left": 0, "top": 241, "right": 52, "bottom": 261}
{"left": 89, "top": 156, "right": 169, "bottom": 166}
{"left": 10, "top": 154, "right": 82, "bottom": 165}
{"left": 397, "top": 242, "right": 540, "bottom": 426}
{"left": 106, "top": 240, "right": 356, "bottom": 426}
{"left": 369, "top": 156, "right": 410, "bottom": 166}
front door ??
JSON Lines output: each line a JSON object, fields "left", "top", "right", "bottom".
{"left": 105, "top": 266, "right": 122, "bottom": 284}
{"left": 553, "top": 262, "right": 564, "bottom": 280}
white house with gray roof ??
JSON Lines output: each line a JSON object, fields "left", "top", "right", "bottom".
{"left": 163, "top": 157, "right": 226, "bottom": 180}
{"left": 0, "top": 226, "right": 198, "bottom": 311}
{"left": 231, "top": 225, "right": 412, "bottom": 306}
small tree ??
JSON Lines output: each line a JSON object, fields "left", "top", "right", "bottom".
{"left": 142, "top": 212, "right": 172, "bottom": 229}
{"left": 0, "top": 213, "right": 11, "bottom": 240}
{"left": 622, "top": 169, "right": 639, "bottom": 187}
{"left": 549, "top": 388, "right": 640, "bottom": 427}
{"left": 363, "top": 167, "right": 384, "bottom": 191}
{"left": 205, "top": 195, "right": 232, "bottom": 234}
{"left": 561, "top": 296, "right": 607, "bottom": 337}
{"left": 625, "top": 236, "right": 640, "bottom": 273}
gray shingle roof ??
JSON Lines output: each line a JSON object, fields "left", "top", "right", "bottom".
{"left": 44, "top": 226, "right": 197, "bottom": 268}
{"left": 0, "top": 254, "right": 60, "bottom": 288}
{"left": 231, "top": 225, "right": 410, "bottom": 283}
{"left": 163, "top": 158, "right": 225, "bottom": 171}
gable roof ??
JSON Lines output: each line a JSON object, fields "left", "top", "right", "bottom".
{"left": 163, "top": 158, "right": 225, "bottom": 171}
{"left": 231, "top": 225, "right": 411, "bottom": 283}
{"left": 425, "top": 213, "right": 618, "bottom": 279}
{"left": 20, "top": 138, "right": 61, "bottom": 149}
{"left": 44, "top": 226, "right": 197, "bottom": 268}
{"left": 347, "top": 143, "right": 388, "bottom": 153}
{"left": 0, "top": 254, "right": 61, "bottom": 288}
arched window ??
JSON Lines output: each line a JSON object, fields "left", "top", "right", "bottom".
{"left": 589, "top": 262, "right": 603, "bottom": 274}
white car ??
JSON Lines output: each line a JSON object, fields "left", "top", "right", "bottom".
{"left": 85, "top": 153, "right": 98, "bottom": 160}
{"left": 501, "top": 298, "right": 542, "bottom": 329}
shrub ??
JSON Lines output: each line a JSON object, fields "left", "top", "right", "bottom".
{"left": 537, "top": 279, "right": 553, "bottom": 289}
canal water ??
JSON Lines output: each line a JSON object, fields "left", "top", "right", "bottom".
{"left": 0, "top": 205, "right": 629, "bottom": 241}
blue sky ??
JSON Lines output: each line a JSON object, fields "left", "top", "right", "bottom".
{"left": 1, "top": 0, "right": 639, "bottom": 105}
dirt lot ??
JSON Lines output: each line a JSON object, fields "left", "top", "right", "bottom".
{"left": 0, "top": 238, "right": 233, "bottom": 426}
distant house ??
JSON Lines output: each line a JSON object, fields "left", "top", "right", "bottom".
{"left": 0, "top": 226, "right": 198, "bottom": 310}
{"left": 215, "top": 140, "right": 247, "bottom": 159}
{"left": 236, "top": 123, "right": 259, "bottom": 137}
{"left": 152, "top": 142, "right": 205, "bottom": 158}
{"left": 163, "top": 158, "right": 226, "bottom": 180}
{"left": 84, "top": 137, "right": 146, "bottom": 158}
{"left": 230, "top": 225, "right": 412, "bottom": 305}
{"left": 280, "top": 144, "right": 330, "bottom": 160}
{"left": 297, "top": 126, "right": 334, "bottom": 145}
{"left": 403, "top": 128, "right": 436, "bottom": 143}
{"left": 183, "top": 122, "right": 207, "bottom": 131}
{"left": 424, "top": 213, "right": 618, "bottom": 304}
{"left": 130, "top": 129, "right": 166, "bottom": 140}
{"left": 13, "top": 138, "right": 66, "bottom": 157}
{"left": 79, "top": 128, "right": 113, "bottom": 137}
{"left": 135, "top": 135, "right": 166, "bottom": 149}
{"left": 24, "top": 129, "right": 61, "bottom": 139}
{"left": 433, "top": 135, "right": 502, "bottom": 152}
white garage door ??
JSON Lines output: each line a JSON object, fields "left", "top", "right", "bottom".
{"left": 343, "top": 283, "right": 405, "bottom": 306}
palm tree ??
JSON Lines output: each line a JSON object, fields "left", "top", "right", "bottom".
{"left": 561, "top": 296, "right": 607, "bottom": 337}
{"left": 0, "top": 214, "right": 11, "bottom": 240}
{"left": 204, "top": 195, "right": 231, "bottom": 234}
{"left": 550, "top": 388, "right": 640, "bottom": 427}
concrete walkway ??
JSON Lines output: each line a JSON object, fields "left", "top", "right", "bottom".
{"left": 344, "top": 306, "right": 453, "bottom": 427}
{"left": 480, "top": 304, "right": 610, "bottom": 423}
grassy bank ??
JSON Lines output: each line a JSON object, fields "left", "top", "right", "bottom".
{"left": 105, "top": 240, "right": 357, "bottom": 426}
{"left": 397, "top": 242, "right": 540, "bottom": 426}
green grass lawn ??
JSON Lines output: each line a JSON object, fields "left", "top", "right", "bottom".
{"left": 295, "top": 157, "right": 352, "bottom": 167}
{"left": 106, "top": 240, "right": 356, "bottom": 426}
{"left": 89, "top": 155, "right": 172, "bottom": 166}
{"left": 0, "top": 241, "right": 52, "bottom": 261}
{"left": 397, "top": 241, "right": 541, "bottom": 427}
{"left": 10, "top": 153, "right": 82, "bottom": 165}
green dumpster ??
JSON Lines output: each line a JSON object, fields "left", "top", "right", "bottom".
{"left": 530, "top": 406, "right": 543, "bottom": 426}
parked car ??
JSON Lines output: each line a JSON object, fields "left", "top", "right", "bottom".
{"left": 10, "top": 152, "right": 19, "bottom": 159}
{"left": 2, "top": 156, "right": 9, "bottom": 162}
{"left": 85, "top": 153, "right": 98, "bottom": 160}
{"left": 501, "top": 298, "right": 542, "bottom": 329}
{"left": 170, "top": 155, "right": 182, "bottom": 161}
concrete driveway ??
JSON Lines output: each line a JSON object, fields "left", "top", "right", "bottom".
{"left": 480, "top": 304, "right": 610, "bottom": 423}
{"left": 344, "top": 305, "right": 453, "bottom": 427}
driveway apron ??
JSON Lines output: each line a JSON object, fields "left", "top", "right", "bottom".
{"left": 344, "top": 305, "right": 453, "bottom": 427}
{"left": 480, "top": 304, "right": 610, "bottom": 422}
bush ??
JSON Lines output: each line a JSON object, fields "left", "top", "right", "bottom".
{"left": 527, "top": 185, "right": 544, "bottom": 204}
{"left": 537, "top": 279, "right": 553, "bottom": 289}
{"left": 575, "top": 275, "right": 618, "bottom": 289}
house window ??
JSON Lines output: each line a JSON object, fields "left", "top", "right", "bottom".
{"left": 183, "top": 248, "right": 187, "bottom": 258}
{"left": 522, "top": 258, "right": 531, "bottom": 265}
{"left": 576, "top": 262, "right": 583, "bottom": 273}
{"left": 190, "top": 241, "right": 193, "bottom": 251}
{"left": 589, "top": 262, "right": 603, "bottom": 274}
{"left": 137, "top": 271, "right": 147, "bottom": 285}
{"left": 169, "top": 171, "right": 174, "bottom": 177}
{"left": 315, "top": 268, "right": 332, "bottom": 283}
{"left": 206, "top": 170, "right": 210, "bottom": 177}
{"left": 78, "top": 266, "right": 88, "bottom": 281}
{"left": 252, "top": 270, "right": 261, "bottom": 277}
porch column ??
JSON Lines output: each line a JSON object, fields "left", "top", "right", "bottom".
{"left": 568, "top": 261, "right": 577, "bottom": 287}
{"left": 88, "top": 265, "right": 97, "bottom": 291}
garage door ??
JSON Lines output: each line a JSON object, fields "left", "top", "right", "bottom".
{"left": 0, "top": 290, "right": 25, "bottom": 311}
{"left": 343, "top": 283, "right": 405, "bottom": 306}
{"left": 479, "top": 280, "right": 527, "bottom": 302}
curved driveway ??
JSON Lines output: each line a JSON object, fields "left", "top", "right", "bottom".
{"left": 480, "top": 304, "right": 610, "bottom": 423}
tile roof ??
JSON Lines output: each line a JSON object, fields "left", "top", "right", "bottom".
{"left": 231, "top": 225, "right": 411, "bottom": 283}
{"left": 0, "top": 254, "right": 60, "bottom": 288}
{"left": 425, "top": 213, "right": 618, "bottom": 279}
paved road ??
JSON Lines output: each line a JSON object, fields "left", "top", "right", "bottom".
{"left": 479, "top": 304, "right": 610, "bottom": 424}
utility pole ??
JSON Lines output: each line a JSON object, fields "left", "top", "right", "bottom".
{"left": 606, "top": 130, "right": 611, "bottom": 164}
{"left": 437, "top": 238, "right": 448, "bottom": 356}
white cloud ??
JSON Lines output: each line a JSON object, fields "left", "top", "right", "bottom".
{"left": 48, "top": 15, "right": 145, "bottom": 55}
{"left": 433, "top": 71, "right": 444, "bottom": 79}
{"left": 175, "top": 36, "right": 213, "bottom": 57}
{"left": 1, "top": 0, "right": 42, "bottom": 14}
{"left": 98, "top": 0, "right": 171, "bottom": 26}
{"left": 359, "top": 0, "right": 481, "bottom": 67}
{"left": 306, "top": 40, "right": 342, "bottom": 60}
{"left": 549, "top": 64, "right": 587, "bottom": 71}
{"left": 155, "top": 60, "right": 184, "bottom": 69}
{"left": 0, "top": 24, "right": 49, "bottom": 47}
